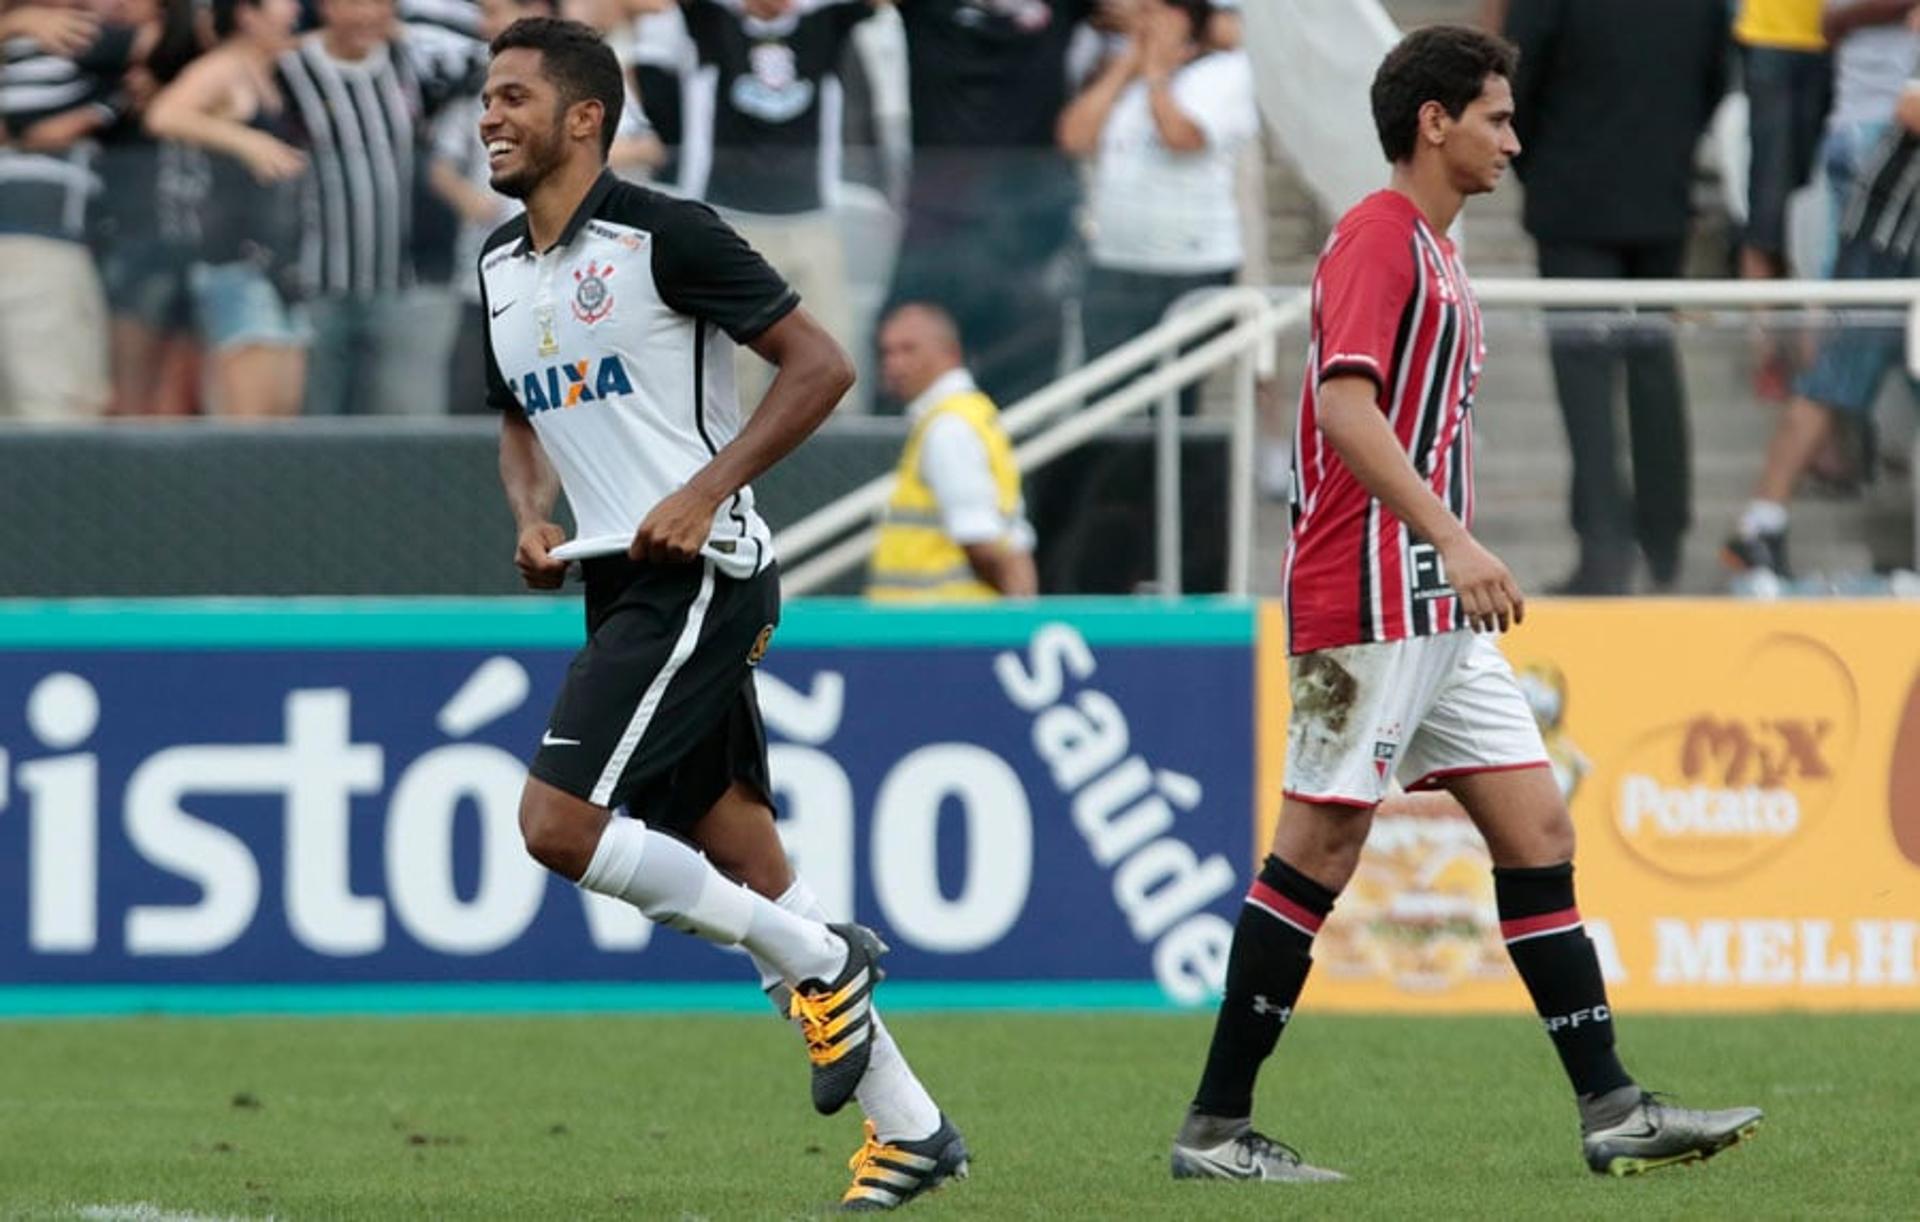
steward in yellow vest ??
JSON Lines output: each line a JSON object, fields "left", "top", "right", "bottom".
{"left": 867, "top": 304, "right": 1037, "bottom": 601}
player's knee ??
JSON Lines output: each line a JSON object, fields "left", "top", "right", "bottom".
{"left": 519, "top": 785, "right": 598, "bottom": 878}
{"left": 715, "top": 849, "right": 789, "bottom": 900}
{"left": 1506, "top": 811, "right": 1577, "bottom": 868}
{"left": 1540, "top": 816, "right": 1577, "bottom": 865}
{"left": 1308, "top": 809, "right": 1372, "bottom": 872}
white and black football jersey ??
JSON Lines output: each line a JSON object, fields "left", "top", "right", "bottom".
{"left": 480, "top": 171, "right": 799, "bottom": 578}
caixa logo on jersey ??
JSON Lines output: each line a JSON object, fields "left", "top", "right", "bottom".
{"left": 513, "top": 355, "right": 635, "bottom": 415}
{"left": 0, "top": 620, "right": 1252, "bottom": 999}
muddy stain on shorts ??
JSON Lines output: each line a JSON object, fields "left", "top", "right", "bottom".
{"left": 1291, "top": 652, "right": 1359, "bottom": 735}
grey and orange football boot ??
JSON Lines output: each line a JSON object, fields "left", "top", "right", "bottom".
{"left": 839, "top": 1115, "right": 970, "bottom": 1211}
{"left": 789, "top": 922, "right": 888, "bottom": 1115}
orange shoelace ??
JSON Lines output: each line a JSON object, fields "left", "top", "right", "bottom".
{"left": 788, "top": 987, "right": 839, "bottom": 1065}
{"left": 842, "top": 1120, "right": 896, "bottom": 1201}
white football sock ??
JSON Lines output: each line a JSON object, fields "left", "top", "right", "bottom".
{"left": 752, "top": 878, "right": 943, "bottom": 1143}
{"left": 577, "top": 819, "right": 845, "bottom": 983}
{"left": 1740, "top": 499, "right": 1789, "bottom": 538}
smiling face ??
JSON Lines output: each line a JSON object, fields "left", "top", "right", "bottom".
{"left": 480, "top": 47, "right": 571, "bottom": 199}
{"left": 1429, "top": 72, "right": 1519, "bottom": 196}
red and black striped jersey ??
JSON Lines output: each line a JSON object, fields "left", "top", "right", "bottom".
{"left": 1285, "top": 190, "right": 1484, "bottom": 654}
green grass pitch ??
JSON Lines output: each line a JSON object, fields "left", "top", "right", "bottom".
{"left": 0, "top": 1010, "right": 1907, "bottom": 1219}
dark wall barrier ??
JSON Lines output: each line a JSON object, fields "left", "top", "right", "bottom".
{"left": 0, "top": 420, "right": 1228, "bottom": 597}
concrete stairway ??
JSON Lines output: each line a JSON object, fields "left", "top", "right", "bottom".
{"left": 1242, "top": 0, "right": 1916, "bottom": 598}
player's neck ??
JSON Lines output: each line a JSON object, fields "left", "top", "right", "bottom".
{"left": 1388, "top": 162, "right": 1465, "bottom": 236}
{"left": 525, "top": 158, "right": 607, "bottom": 254}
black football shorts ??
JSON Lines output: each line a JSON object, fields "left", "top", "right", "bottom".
{"left": 529, "top": 555, "right": 780, "bottom": 833}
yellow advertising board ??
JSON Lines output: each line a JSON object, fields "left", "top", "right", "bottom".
{"left": 1255, "top": 600, "right": 1920, "bottom": 1012}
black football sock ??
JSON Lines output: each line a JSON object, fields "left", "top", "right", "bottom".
{"left": 1494, "top": 862, "right": 1634, "bottom": 1099}
{"left": 1189, "top": 856, "right": 1337, "bottom": 1123}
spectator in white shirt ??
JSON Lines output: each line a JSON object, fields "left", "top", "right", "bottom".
{"left": 1058, "top": 0, "right": 1256, "bottom": 413}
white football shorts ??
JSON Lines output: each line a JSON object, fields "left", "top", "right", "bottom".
{"left": 1282, "top": 630, "right": 1549, "bottom": 808}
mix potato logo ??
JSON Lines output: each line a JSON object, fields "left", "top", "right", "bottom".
{"left": 1605, "top": 635, "right": 1857, "bottom": 881}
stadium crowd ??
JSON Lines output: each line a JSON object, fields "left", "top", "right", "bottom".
{"left": 0, "top": 0, "right": 1251, "bottom": 420}
{"left": 4, "top": 0, "right": 1918, "bottom": 594}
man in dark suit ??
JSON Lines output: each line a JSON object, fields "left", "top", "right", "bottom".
{"left": 1505, "top": 0, "right": 1730, "bottom": 593}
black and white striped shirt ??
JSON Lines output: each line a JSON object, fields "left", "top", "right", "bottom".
{"left": 400, "top": 0, "right": 483, "bottom": 46}
{"left": 278, "top": 35, "right": 467, "bottom": 297}
{"left": 0, "top": 30, "right": 132, "bottom": 239}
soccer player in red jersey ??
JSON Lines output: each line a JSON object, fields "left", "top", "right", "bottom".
{"left": 1168, "top": 25, "right": 1762, "bottom": 1182}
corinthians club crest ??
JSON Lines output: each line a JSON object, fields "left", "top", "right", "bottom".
{"left": 572, "top": 261, "right": 614, "bottom": 324}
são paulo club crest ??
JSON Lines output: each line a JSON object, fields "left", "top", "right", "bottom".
{"left": 572, "top": 261, "right": 614, "bottom": 324}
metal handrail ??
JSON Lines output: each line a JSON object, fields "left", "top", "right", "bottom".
{"left": 781, "top": 275, "right": 1920, "bottom": 599}
{"left": 775, "top": 287, "right": 1292, "bottom": 595}
{"left": 772, "top": 288, "right": 1274, "bottom": 570}
{"left": 1467, "top": 277, "right": 1920, "bottom": 307}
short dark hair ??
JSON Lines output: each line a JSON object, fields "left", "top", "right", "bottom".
{"left": 490, "top": 16, "right": 625, "bottom": 159}
{"left": 1370, "top": 24, "right": 1517, "bottom": 164}
{"left": 211, "top": 0, "right": 256, "bottom": 42}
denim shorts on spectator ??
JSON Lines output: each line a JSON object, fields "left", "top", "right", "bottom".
{"left": 190, "top": 261, "right": 310, "bottom": 352}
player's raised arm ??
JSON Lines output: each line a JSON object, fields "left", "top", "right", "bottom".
{"left": 1316, "top": 375, "right": 1523, "bottom": 632}
{"left": 629, "top": 307, "right": 853, "bottom": 563}
{"left": 630, "top": 196, "right": 855, "bottom": 563}
{"left": 712, "top": 305, "right": 857, "bottom": 501}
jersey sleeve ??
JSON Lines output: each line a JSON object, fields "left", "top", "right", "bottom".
{"left": 479, "top": 282, "right": 516, "bottom": 413}
{"left": 680, "top": 0, "right": 729, "bottom": 61}
{"left": 1314, "top": 218, "right": 1416, "bottom": 395}
{"left": 476, "top": 232, "right": 520, "bottom": 413}
{"left": 651, "top": 198, "right": 801, "bottom": 344}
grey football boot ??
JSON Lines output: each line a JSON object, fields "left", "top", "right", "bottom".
{"left": 1582, "top": 1090, "right": 1764, "bottom": 1176}
{"left": 789, "top": 923, "right": 889, "bottom": 1115}
{"left": 839, "top": 1114, "right": 970, "bottom": 1211}
{"left": 1170, "top": 1111, "right": 1345, "bottom": 1183}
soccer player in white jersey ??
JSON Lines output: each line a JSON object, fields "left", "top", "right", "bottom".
{"left": 1167, "top": 25, "right": 1763, "bottom": 1183}
{"left": 475, "top": 17, "right": 964, "bottom": 1210}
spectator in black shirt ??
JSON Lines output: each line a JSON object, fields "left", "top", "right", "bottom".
{"left": 87, "top": 0, "right": 206, "bottom": 417}
{"left": 675, "top": 0, "right": 871, "bottom": 406}
{"left": 882, "top": 0, "right": 1093, "bottom": 409}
